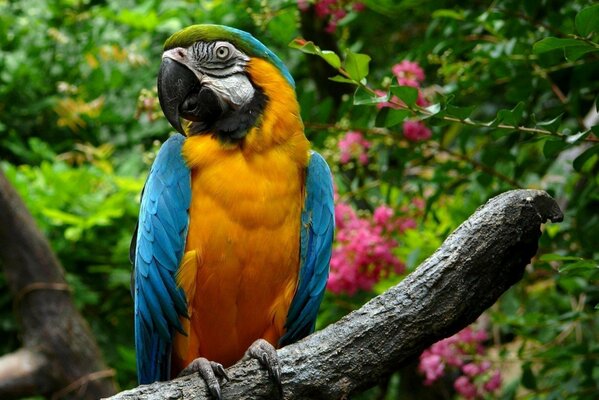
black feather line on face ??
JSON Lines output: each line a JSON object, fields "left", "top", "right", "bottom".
{"left": 188, "top": 82, "right": 267, "bottom": 143}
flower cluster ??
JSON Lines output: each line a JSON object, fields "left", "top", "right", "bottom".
{"left": 393, "top": 60, "right": 425, "bottom": 87}
{"left": 298, "top": 0, "right": 365, "bottom": 33}
{"left": 418, "top": 326, "right": 502, "bottom": 399}
{"left": 377, "top": 60, "right": 433, "bottom": 142}
{"left": 338, "top": 131, "right": 371, "bottom": 165}
{"left": 327, "top": 201, "right": 409, "bottom": 295}
{"left": 402, "top": 120, "right": 432, "bottom": 142}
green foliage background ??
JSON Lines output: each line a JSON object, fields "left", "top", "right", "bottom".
{"left": 0, "top": 0, "right": 597, "bottom": 398}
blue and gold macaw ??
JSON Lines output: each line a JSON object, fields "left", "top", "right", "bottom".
{"left": 131, "top": 24, "right": 334, "bottom": 396}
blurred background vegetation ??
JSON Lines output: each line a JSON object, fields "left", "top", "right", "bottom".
{"left": 0, "top": 0, "right": 597, "bottom": 398}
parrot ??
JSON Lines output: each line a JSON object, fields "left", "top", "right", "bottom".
{"left": 130, "top": 24, "right": 334, "bottom": 397}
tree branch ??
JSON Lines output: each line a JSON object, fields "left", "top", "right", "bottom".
{"left": 107, "top": 189, "right": 563, "bottom": 400}
{"left": 0, "top": 170, "right": 118, "bottom": 400}
{"left": 0, "top": 348, "right": 50, "bottom": 399}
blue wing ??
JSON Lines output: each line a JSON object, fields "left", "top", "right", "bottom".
{"left": 280, "top": 151, "right": 334, "bottom": 345}
{"left": 132, "top": 134, "right": 191, "bottom": 384}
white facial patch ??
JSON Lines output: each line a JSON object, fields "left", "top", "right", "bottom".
{"left": 163, "top": 43, "right": 256, "bottom": 110}
{"left": 201, "top": 74, "right": 255, "bottom": 109}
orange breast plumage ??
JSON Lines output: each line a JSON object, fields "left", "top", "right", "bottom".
{"left": 171, "top": 144, "right": 303, "bottom": 372}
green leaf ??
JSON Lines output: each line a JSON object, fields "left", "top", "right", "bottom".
{"left": 390, "top": 86, "right": 418, "bottom": 107}
{"left": 422, "top": 103, "right": 442, "bottom": 118}
{"left": 64, "top": 226, "right": 82, "bottom": 241}
{"left": 564, "top": 44, "right": 599, "bottom": 61}
{"left": 375, "top": 107, "right": 390, "bottom": 127}
{"left": 557, "top": 276, "right": 589, "bottom": 294}
{"left": 289, "top": 39, "right": 342, "bottom": 69}
{"left": 575, "top": 4, "right": 599, "bottom": 36}
{"left": 492, "top": 102, "right": 524, "bottom": 127}
{"left": 476, "top": 173, "right": 492, "bottom": 187}
{"left": 558, "top": 260, "right": 599, "bottom": 274}
{"left": 353, "top": 86, "right": 385, "bottom": 105}
{"left": 42, "top": 208, "right": 84, "bottom": 225}
{"left": 535, "top": 114, "right": 563, "bottom": 133}
{"left": 383, "top": 109, "right": 411, "bottom": 127}
{"left": 566, "top": 130, "right": 591, "bottom": 144}
{"left": 540, "top": 254, "right": 582, "bottom": 262}
{"left": 446, "top": 104, "right": 476, "bottom": 120}
{"left": 542, "top": 138, "right": 568, "bottom": 158}
{"left": 345, "top": 50, "right": 371, "bottom": 82}
{"left": 329, "top": 75, "right": 357, "bottom": 84}
{"left": 432, "top": 9, "right": 465, "bottom": 20}
{"left": 533, "top": 37, "right": 586, "bottom": 53}
{"left": 320, "top": 50, "right": 341, "bottom": 69}
{"left": 573, "top": 145, "right": 599, "bottom": 171}
{"left": 521, "top": 363, "right": 537, "bottom": 390}
{"left": 289, "top": 38, "right": 319, "bottom": 54}
{"left": 533, "top": 37, "right": 598, "bottom": 61}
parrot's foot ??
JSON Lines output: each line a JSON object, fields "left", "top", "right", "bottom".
{"left": 244, "top": 338, "right": 283, "bottom": 398}
{"left": 179, "top": 357, "right": 230, "bottom": 400}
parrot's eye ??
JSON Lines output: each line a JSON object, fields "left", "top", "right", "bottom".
{"left": 215, "top": 45, "right": 230, "bottom": 60}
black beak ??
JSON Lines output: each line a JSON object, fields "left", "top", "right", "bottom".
{"left": 157, "top": 57, "right": 199, "bottom": 135}
{"left": 157, "top": 57, "right": 224, "bottom": 136}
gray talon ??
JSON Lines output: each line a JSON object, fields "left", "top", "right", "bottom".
{"left": 245, "top": 339, "right": 283, "bottom": 398}
{"left": 179, "top": 357, "right": 228, "bottom": 400}
{"left": 215, "top": 363, "right": 231, "bottom": 381}
{"left": 211, "top": 386, "right": 221, "bottom": 400}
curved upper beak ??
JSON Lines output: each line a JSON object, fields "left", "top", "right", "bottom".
{"left": 157, "top": 57, "right": 199, "bottom": 135}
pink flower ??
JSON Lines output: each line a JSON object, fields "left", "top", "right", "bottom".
{"left": 484, "top": 370, "right": 502, "bottom": 392}
{"left": 334, "top": 8, "right": 347, "bottom": 19}
{"left": 358, "top": 152, "right": 368, "bottom": 165}
{"left": 325, "top": 21, "right": 338, "bottom": 34}
{"left": 297, "top": 0, "right": 310, "bottom": 11}
{"left": 338, "top": 131, "right": 371, "bottom": 165}
{"left": 462, "top": 363, "right": 480, "bottom": 377}
{"left": 454, "top": 376, "right": 478, "bottom": 399}
{"left": 327, "top": 201, "right": 405, "bottom": 295}
{"left": 373, "top": 205, "right": 393, "bottom": 228}
{"left": 412, "top": 197, "right": 426, "bottom": 210}
{"left": 402, "top": 120, "right": 432, "bottom": 142}
{"left": 308, "top": 0, "right": 366, "bottom": 33}
{"left": 416, "top": 90, "right": 429, "bottom": 107}
{"left": 390, "top": 60, "right": 429, "bottom": 106}
{"left": 334, "top": 201, "right": 357, "bottom": 229}
{"left": 396, "top": 217, "right": 416, "bottom": 233}
{"left": 314, "top": 0, "right": 334, "bottom": 17}
{"left": 392, "top": 60, "right": 425, "bottom": 85}
{"left": 479, "top": 360, "right": 491, "bottom": 371}
{"left": 419, "top": 354, "right": 445, "bottom": 384}
{"left": 418, "top": 324, "right": 503, "bottom": 397}
{"left": 353, "top": 2, "right": 365, "bottom": 12}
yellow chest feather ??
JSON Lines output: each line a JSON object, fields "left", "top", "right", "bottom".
{"left": 172, "top": 140, "right": 309, "bottom": 370}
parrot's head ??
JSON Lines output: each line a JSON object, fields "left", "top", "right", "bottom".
{"left": 157, "top": 24, "right": 296, "bottom": 143}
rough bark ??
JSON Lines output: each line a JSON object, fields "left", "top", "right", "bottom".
{"left": 0, "top": 170, "right": 118, "bottom": 399}
{"left": 107, "top": 189, "right": 563, "bottom": 400}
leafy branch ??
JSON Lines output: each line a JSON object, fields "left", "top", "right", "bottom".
{"left": 289, "top": 10, "right": 599, "bottom": 144}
